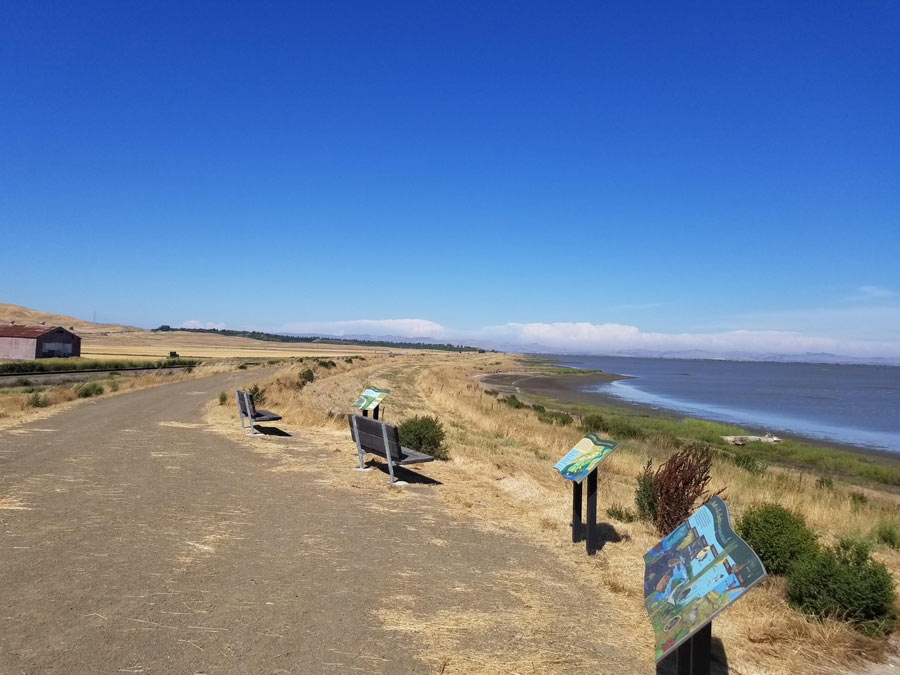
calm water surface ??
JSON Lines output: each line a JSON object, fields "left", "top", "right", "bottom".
{"left": 549, "top": 355, "right": 900, "bottom": 453}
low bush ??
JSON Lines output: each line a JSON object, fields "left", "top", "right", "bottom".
{"left": 580, "top": 413, "right": 606, "bottom": 432}
{"left": 530, "top": 404, "right": 545, "bottom": 413}
{"left": 247, "top": 384, "right": 266, "bottom": 406}
{"left": 300, "top": 369, "right": 315, "bottom": 383}
{"left": 737, "top": 503, "right": 819, "bottom": 576}
{"left": 732, "top": 452, "right": 767, "bottom": 475}
{"left": 26, "top": 392, "right": 49, "bottom": 408}
{"left": 502, "top": 395, "right": 525, "bottom": 409}
{"left": 605, "top": 417, "right": 645, "bottom": 440}
{"left": 606, "top": 503, "right": 637, "bottom": 523}
{"left": 635, "top": 460, "right": 658, "bottom": 524}
{"left": 316, "top": 359, "right": 337, "bottom": 369}
{"left": 815, "top": 475, "right": 834, "bottom": 490}
{"left": 484, "top": 389, "right": 498, "bottom": 397}
{"left": 397, "top": 415, "right": 448, "bottom": 460}
{"left": 787, "top": 538, "right": 897, "bottom": 636}
{"left": 218, "top": 391, "right": 227, "bottom": 405}
{"left": 75, "top": 382, "right": 104, "bottom": 398}
{"left": 537, "top": 410, "right": 573, "bottom": 426}
{"left": 872, "top": 521, "right": 900, "bottom": 550}
{"left": 850, "top": 491, "right": 868, "bottom": 508}
{"left": 15, "top": 377, "right": 32, "bottom": 387}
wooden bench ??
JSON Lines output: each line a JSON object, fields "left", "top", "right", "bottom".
{"left": 235, "top": 389, "right": 282, "bottom": 436}
{"left": 348, "top": 414, "right": 434, "bottom": 484}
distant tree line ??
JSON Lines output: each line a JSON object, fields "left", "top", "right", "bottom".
{"left": 152, "top": 325, "right": 484, "bottom": 352}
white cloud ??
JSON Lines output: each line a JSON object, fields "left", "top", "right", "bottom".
{"left": 477, "top": 321, "right": 900, "bottom": 357}
{"left": 281, "top": 318, "right": 446, "bottom": 339}
{"left": 277, "top": 315, "right": 900, "bottom": 358}
{"left": 858, "top": 285, "right": 896, "bottom": 300}
{"left": 180, "top": 320, "right": 226, "bottom": 330}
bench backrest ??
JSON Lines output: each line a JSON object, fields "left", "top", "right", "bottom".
{"left": 348, "top": 414, "right": 402, "bottom": 460}
{"left": 235, "top": 389, "right": 257, "bottom": 417}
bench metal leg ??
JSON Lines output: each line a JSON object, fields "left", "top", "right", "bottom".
{"left": 351, "top": 415, "right": 372, "bottom": 472}
{"left": 236, "top": 391, "right": 247, "bottom": 429}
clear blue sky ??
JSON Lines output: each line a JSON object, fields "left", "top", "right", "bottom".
{"left": 2, "top": 2, "right": 898, "bottom": 355}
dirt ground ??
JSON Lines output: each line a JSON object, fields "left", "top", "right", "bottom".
{"left": 0, "top": 369, "right": 650, "bottom": 674}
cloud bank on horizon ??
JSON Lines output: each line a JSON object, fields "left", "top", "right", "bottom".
{"left": 278, "top": 316, "right": 900, "bottom": 359}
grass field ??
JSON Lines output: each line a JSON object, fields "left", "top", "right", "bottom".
{"left": 236, "top": 351, "right": 900, "bottom": 674}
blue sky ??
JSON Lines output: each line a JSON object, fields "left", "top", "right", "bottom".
{"left": 2, "top": 2, "right": 899, "bottom": 356}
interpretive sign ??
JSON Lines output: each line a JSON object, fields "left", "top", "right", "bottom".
{"left": 643, "top": 496, "right": 767, "bottom": 662}
{"left": 553, "top": 433, "right": 618, "bottom": 483}
{"left": 352, "top": 386, "right": 389, "bottom": 412}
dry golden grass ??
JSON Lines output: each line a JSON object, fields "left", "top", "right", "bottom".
{"left": 241, "top": 351, "right": 900, "bottom": 674}
{"left": 0, "top": 359, "right": 241, "bottom": 431}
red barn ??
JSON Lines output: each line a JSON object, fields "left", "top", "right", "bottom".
{"left": 0, "top": 323, "right": 81, "bottom": 359}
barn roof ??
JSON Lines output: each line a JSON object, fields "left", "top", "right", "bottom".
{"left": 0, "top": 324, "right": 66, "bottom": 339}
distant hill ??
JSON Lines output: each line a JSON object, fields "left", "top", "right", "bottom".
{"left": 0, "top": 302, "right": 144, "bottom": 335}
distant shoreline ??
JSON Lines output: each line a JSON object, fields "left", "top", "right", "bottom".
{"left": 479, "top": 370, "right": 900, "bottom": 466}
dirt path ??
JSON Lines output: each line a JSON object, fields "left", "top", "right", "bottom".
{"left": 0, "top": 369, "right": 647, "bottom": 674}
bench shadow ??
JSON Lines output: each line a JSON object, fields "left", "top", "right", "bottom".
{"left": 251, "top": 425, "right": 292, "bottom": 437}
{"left": 366, "top": 460, "right": 443, "bottom": 486}
{"left": 654, "top": 635, "right": 729, "bottom": 674}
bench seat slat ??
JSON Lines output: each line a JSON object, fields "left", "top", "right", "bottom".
{"left": 251, "top": 410, "right": 281, "bottom": 422}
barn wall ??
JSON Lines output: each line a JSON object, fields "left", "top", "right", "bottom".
{"left": 35, "top": 329, "right": 81, "bottom": 358}
{"left": 0, "top": 337, "right": 38, "bottom": 360}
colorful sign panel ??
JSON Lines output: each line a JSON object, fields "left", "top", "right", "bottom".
{"left": 553, "top": 433, "right": 618, "bottom": 483}
{"left": 352, "top": 386, "right": 389, "bottom": 411}
{"left": 643, "top": 496, "right": 767, "bottom": 662}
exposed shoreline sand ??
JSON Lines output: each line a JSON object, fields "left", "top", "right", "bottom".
{"left": 480, "top": 370, "right": 900, "bottom": 466}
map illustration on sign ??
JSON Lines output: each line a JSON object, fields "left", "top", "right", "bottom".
{"left": 553, "top": 433, "right": 618, "bottom": 483}
{"left": 352, "top": 386, "right": 389, "bottom": 411}
{"left": 643, "top": 496, "right": 767, "bottom": 662}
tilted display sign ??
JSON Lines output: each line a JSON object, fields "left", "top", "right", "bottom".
{"left": 553, "top": 433, "right": 617, "bottom": 482}
{"left": 643, "top": 496, "right": 767, "bottom": 662}
{"left": 352, "top": 386, "right": 390, "bottom": 411}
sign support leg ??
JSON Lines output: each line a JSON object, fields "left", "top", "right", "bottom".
{"left": 373, "top": 405, "right": 380, "bottom": 420}
{"left": 571, "top": 481, "right": 583, "bottom": 543}
{"left": 661, "top": 621, "right": 711, "bottom": 675}
{"left": 586, "top": 468, "right": 598, "bottom": 555}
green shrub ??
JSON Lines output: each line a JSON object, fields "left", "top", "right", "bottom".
{"left": 247, "top": 384, "right": 266, "bottom": 406}
{"left": 732, "top": 453, "right": 767, "bottom": 475}
{"left": 300, "top": 369, "right": 315, "bottom": 383}
{"left": 26, "top": 392, "right": 49, "bottom": 408}
{"left": 219, "top": 391, "right": 227, "bottom": 405}
{"left": 850, "top": 491, "right": 868, "bottom": 508}
{"left": 605, "top": 417, "right": 645, "bottom": 440}
{"left": 787, "top": 538, "right": 897, "bottom": 636}
{"left": 502, "top": 395, "right": 525, "bottom": 409}
{"left": 536, "top": 410, "right": 573, "bottom": 426}
{"left": 872, "top": 521, "right": 900, "bottom": 550}
{"left": 606, "top": 503, "right": 637, "bottom": 523}
{"left": 397, "top": 415, "right": 448, "bottom": 460}
{"left": 15, "top": 377, "right": 32, "bottom": 387}
{"left": 530, "top": 404, "right": 545, "bottom": 413}
{"left": 580, "top": 413, "right": 606, "bottom": 432}
{"left": 76, "top": 382, "right": 104, "bottom": 398}
{"left": 635, "top": 460, "right": 658, "bottom": 524}
{"left": 815, "top": 475, "right": 834, "bottom": 490}
{"left": 316, "top": 359, "right": 337, "bottom": 369}
{"left": 737, "top": 503, "right": 819, "bottom": 576}
{"left": 484, "top": 389, "right": 498, "bottom": 397}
